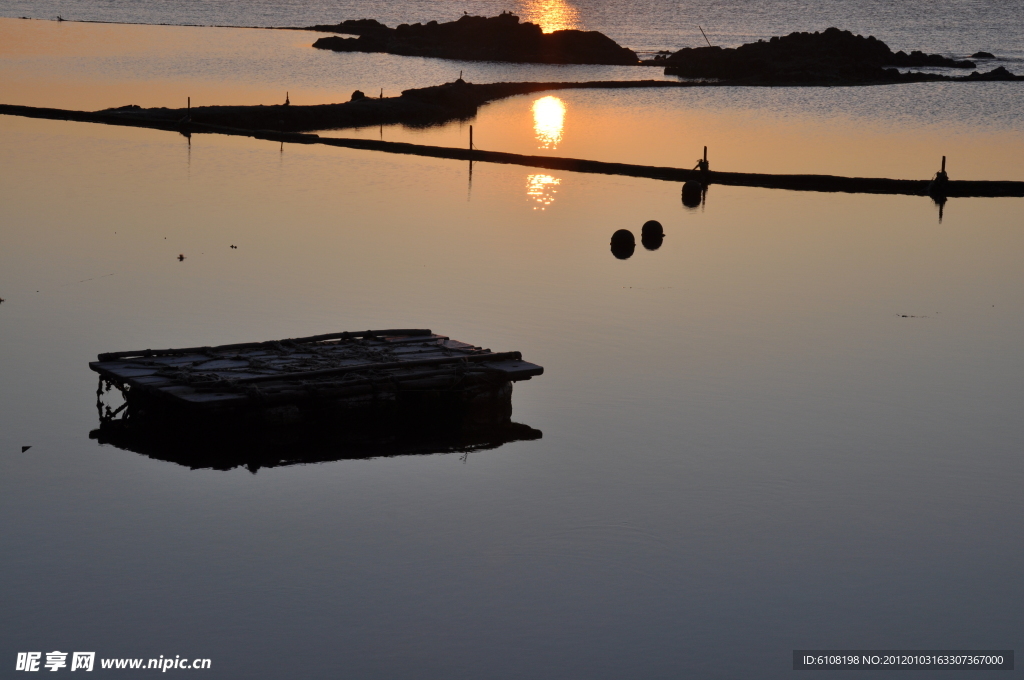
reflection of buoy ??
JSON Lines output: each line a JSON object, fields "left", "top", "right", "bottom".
{"left": 682, "top": 181, "right": 702, "bottom": 208}
{"left": 641, "top": 232, "right": 664, "bottom": 251}
{"left": 610, "top": 229, "right": 636, "bottom": 259}
{"left": 641, "top": 220, "right": 663, "bottom": 238}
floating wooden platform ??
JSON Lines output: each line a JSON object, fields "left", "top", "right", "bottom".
{"left": 90, "top": 329, "right": 543, "bottom": 418}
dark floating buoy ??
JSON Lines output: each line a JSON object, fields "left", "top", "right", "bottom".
{"left": 682, "top": 181, "right": 703, "bottom": 208}
{"left": 641, "top": 220, "right": 663, "bottom": 238}
{"left": 641, "top": 233, "right": 664, "bottom": 251}
{"left": 610, "top": 229, "right": 636, "bottom": 259}
{"left": 611, "top": 229, "right": 635, "bottom": 247}
{"left": 640, "top": 220, "right": 664, "bottom": 250}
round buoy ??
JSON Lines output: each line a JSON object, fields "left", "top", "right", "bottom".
{"left": 641, "top": 232, "right": 664, "bottom": 251}
{"left": 641, "top": 220, "right": 663, "bottom": 238}
{"left": 610, "top": 229, "right": 635, "bottom": 247}
{"left": 610, "top": 229, "right": 636, "bottom": 259}
{"left": 682, "top": 181, "right": 702, "bottom": 208}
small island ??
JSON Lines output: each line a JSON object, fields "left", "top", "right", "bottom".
{"left": 309, "top": 12, "right": 639, "bottom": 65}
{"left": 659, "top": 27, "right": 1022, "bottom": 84}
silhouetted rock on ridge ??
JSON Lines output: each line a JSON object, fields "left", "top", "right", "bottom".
{"left": 663, "top": 27, "right": 980, "bottom": 83}
{"left": 312, "top": 12, "right": 639, "bottom": 65}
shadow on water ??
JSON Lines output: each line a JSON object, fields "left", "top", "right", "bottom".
{"left": 90, "top": 390, "right": 541, "bottom": 473}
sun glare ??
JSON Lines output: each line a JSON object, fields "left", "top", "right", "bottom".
{"left": 532, "top": 95, "right": 566, "bottom": 149}
{"left": 518, "top": 0, "right": 582, "bottom": 33}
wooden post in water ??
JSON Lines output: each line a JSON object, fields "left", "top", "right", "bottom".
{"left": 380, "top": 88, "right": 383, "bottom": 99}
{"left": 941, "top": 155, "right": 946, "bottom": 174}
{"left": 469, "top": 125, "right": 474, "bottom": 151}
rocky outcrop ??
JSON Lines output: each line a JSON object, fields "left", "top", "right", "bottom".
{"left": 663, "top": 27, "right": 980, "bottom": 83}
{"left": 311, "top": 13, "right": 638, "bottom": 65}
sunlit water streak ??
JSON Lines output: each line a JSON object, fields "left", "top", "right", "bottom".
{"left": 526, "top": 173, "right": 560, "bottom": 208}
{"left": 532, "top": 95, "right": 566, "bottom": 149}
{"left": 516, "top": 0, "right": 582, "bottom": 32}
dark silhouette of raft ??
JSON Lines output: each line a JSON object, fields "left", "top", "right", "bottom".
{"left": 91, "top": 329, "right": 543, "bottom": 422}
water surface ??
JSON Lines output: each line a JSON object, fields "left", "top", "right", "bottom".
{"left": 1, "top": 13, "right": 1022, "bottom": 680}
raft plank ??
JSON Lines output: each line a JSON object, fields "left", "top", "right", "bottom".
{"left": 91, "top": 331, "right": 542, "bottom": 413}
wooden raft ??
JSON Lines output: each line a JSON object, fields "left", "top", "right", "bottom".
{"left": 90, "top": 329, "right": 543, "bottom": 414}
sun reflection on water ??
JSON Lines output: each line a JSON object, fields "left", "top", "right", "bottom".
{"left": 532, "top": 95, "right": 566, "bottom": 149}
{"left": 518, "top": 0, "right": 582, "bottom": 32}
{"left": 526, "top": 174, "right": 561, "bottom": 209}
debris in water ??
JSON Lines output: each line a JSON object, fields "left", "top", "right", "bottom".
{"left": 22, "top": 446, "right": 31, "bottom": 452}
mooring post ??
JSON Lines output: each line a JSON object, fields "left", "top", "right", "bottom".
{"left": 929, "top": 154, "right": 949, "bottom": 199}
{"left": 380, "top": 88, "right": 383, "bottom": 99}
{"left": 469, "top": 125, "right": 474, "bottom": 152}
{"left": 697, "top": 145, "right": 709, "bottom": 181}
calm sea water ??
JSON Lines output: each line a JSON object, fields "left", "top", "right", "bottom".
{"left": 1, "top": 3, "right": 1022, "bottom": 679}
{"left": 4, "top": 0, "right": 1024, "bottom": 57}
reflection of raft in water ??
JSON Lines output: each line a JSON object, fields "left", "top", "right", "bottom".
{"left": 90, "top": 413, "right": 542, "bottom": 472}
{"left": 90, "top": 329, "right": 544, "bottom": 425}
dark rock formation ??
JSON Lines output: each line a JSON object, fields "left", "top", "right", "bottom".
{"left": 962, "top": 66, "right": 1023, "bottom": 81}
{"left": 663, "top": 27, "right": 979, "bottom": 84}
{"left": 311, "top": 13, "right": 638, "bottom": 65}
{"left": 971, "top": 51, "right": 995, "bottom": 59}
